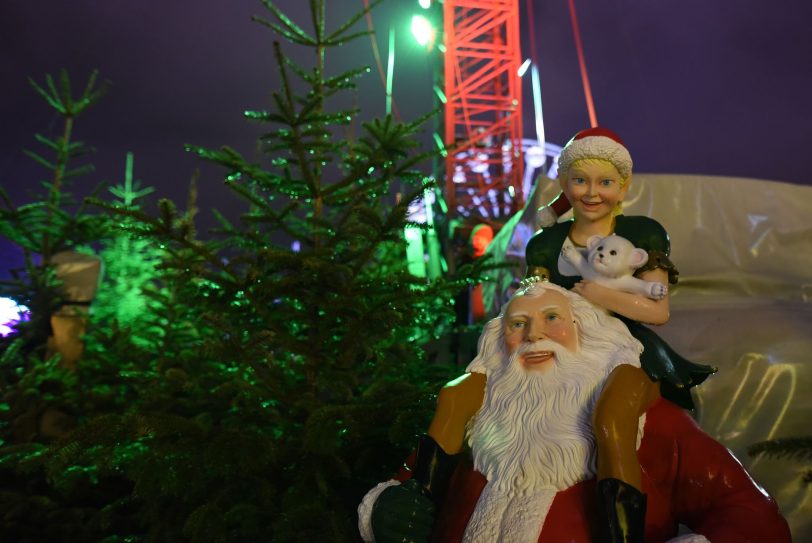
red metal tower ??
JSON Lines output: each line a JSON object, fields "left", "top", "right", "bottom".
{"left": 443, "top": 0, "right": 524, "bottom": 220}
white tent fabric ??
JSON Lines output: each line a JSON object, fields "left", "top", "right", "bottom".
{"left": 483, "top": 174, "right": 812, "bottom": 540}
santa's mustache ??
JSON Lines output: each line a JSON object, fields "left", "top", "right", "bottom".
{"left": 514, "top": 340, "right": 570, "bottom": 360}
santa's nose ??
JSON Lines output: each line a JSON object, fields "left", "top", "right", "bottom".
{"left": 526, "top": 319, "right": 548, "bottom": 341}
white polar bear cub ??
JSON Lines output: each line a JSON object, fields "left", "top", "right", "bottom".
{"left": 561, "top": 234, "right": 668, "bottom": 300}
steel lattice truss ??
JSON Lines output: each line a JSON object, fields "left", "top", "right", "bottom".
{"left": 443, "top": 0, "right": 523, "bottom": 220}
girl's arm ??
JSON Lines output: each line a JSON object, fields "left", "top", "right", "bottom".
{"left": 572, "top": 267, "right": 670, "bottom": 324}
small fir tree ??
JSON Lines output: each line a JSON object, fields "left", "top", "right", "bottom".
{"left": 0, "top": 70, "right": 123, "bottom": 542}
{"left": 0, "top": 70, "right": 110, "bottom": 443}
{"left": 0, "top": 70, "right": 108, "bottom": 356}
{"left": 89, "top": 152, "right": 200, "bottom": 359}
{"left": 92, "top": 152, "right": 157, "bottom": 333}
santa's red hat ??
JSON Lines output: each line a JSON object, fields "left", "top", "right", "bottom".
{"left": 537, "top": 127, "right": 632, "bottom": 227}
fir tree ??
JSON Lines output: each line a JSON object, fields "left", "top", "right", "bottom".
{"left": 88, "top": 1, "right": 483, "bottom": 538}
{"left": 0, "top": 2, "right": 487, "bottom": 542}
{"left": 0, "top": 69, "right": 109, "bottom": 444}
{"left": 0, "top": 70, "right": 124, "bottom": 543}
{"left": 92, "top": 152, "right": 158, "bottom": 334}
{"left": 89, "top": 152, "right": 200, "bottom": 360}
{"left": 0, "top": 70, "right": 108, "bottom": 357}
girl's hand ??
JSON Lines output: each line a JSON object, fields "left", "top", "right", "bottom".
{"left": 572, "top": 279, "right": 610, "bottom": 305}
{"left": 572, "top": 268, "right": 671, "bottom": 325}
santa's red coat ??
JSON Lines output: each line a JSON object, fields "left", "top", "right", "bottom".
{"left": 394, "top": 399, "right": 791, "bottom": 543}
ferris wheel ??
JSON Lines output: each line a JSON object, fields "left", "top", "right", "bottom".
{"left": 445, "top": 138, "right": 562, "bottom": 219}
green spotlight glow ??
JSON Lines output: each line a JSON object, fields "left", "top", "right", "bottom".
{"left": 411, "top": 15, "right": 434, "bottom": 47}
{"left": 419, "top": 0, "right": 432, "bottom": 8}
{"left": 404, "top": 227, "right": 427, "bottom": 277}
{"left": 386, "top": 27, "right": 395, "bottom": 115}
{"left": 433, "top": 84, "right": 447, "bottom": 104}
{"left": 432, "top": 132, "right": 447, "bottom": 157}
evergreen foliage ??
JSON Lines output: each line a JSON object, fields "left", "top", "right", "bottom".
{"left": 1, "top": 2, "right": 487, "bottom": 541}
{"left": 0, "top": 70, "right": 126, "bottom": 542}
{"left": 748, "top": 437, "right": 812, "bottom": 486}
{"left": 90, "top": 152, "right": 177, "bottom": 352}
{"left": 0, "top": 69, "right": 109, "bottom": 355}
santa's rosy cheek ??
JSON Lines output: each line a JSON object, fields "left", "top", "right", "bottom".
{"left": 504, "top": 331, "right": 521, "bottom": 353}
{"left": 546, "top": 327, "right": 577, "bottom": 351}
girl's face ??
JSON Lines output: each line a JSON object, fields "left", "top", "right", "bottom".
{"left": 559, "top": 159, "right": 629, "bottom": 223}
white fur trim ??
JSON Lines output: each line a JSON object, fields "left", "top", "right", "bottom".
{"left": 558, "top": 135, "right": 632, "bottom": 179}
{"left": 463, "top": 482, "right": 556, "bottom": 543}
{"left": 537, "top": 205, "right": 558, "bottom": 228}
{"left": 466, "top": 359, "right": 487, "bottom": 374}
{"left": 637, "top": 412, "right": 646, "bottom": 450}
{"left": 666, "top": 535, "right": 711, "bottom": 543}
{"left": 357, "top": 479, "right": 401, "bottom": 543}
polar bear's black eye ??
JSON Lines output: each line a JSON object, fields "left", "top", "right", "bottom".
{"left": 610, "top": 250, "right": 617, "bottom": 255}
{"left": 597, "top": 246, "right": 603, "bottom": 251}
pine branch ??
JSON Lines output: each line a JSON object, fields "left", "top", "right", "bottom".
{"left": 255, "top": 1, "right": 316, "bottom": 46}
{"left": 89, "top": 198, "right": 238, "bottom": 284}
{"left": 322, "top": 65, "right": 370, "bottom": 91}
{"left": 310, "top": 0, "right": 325, "bottom": 45}
{"left": 748, "top": 437, "right": 812, "bottom": 461}
{"left": 17, "top": 71, "right": 109, "bottom": 263}
{"left": 324, "top": 0, "right": 384, "bottom": 44}
{"left": 58, "top": 70, "right": 75, "bottom": 114}
{"left": 32, "top": 133, "right": 60, "bottom": 152}
{"left": 62, "top": 163, "right": 95, "bottom": 181}
{"left": 272, "top": 42, "right": 321, "bottom": 201}
{"left": 28, "top": 73, "right": 64, "bottom": 114}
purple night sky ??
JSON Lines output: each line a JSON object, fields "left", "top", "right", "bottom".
{"left": 2, "top": 0, "right": 812, "bottom": 273}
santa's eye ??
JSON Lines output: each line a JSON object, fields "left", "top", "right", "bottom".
{"left": 508, "top": 320, "right": 526, "bottom": 330}
{"left": 610, "top": 250, "right": 617, "bottom": 255}
{"left": 545, "top": 313, "right": 561, "bottom": 322}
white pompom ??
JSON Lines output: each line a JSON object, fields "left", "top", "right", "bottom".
{"left": 537, "top": 206, "right": 558, "bottom": 228}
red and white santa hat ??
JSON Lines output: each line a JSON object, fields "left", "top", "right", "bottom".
{"left": 557, "top": 126, "right": 633, "bottom": 180}
{"left": 537, "top": 127, "right": 632, "bottom": 227}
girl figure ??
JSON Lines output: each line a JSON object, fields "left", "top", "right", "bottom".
{"left": 525, "top": 127, "right": 716, "bottom": 543}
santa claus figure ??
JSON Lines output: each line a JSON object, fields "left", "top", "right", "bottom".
{"left": 358, "top": 281, "right": 790, "bottom": 543}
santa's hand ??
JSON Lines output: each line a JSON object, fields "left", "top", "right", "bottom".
{"left": 370, "top": 479, "right": 435, "bottom": 543}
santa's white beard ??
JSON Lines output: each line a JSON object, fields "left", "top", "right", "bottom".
{"left": 469, "top": 340, "right": 614, "bottom": 493}
{"left": 463, "top": 340, "right": 638, "bottom": 543}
